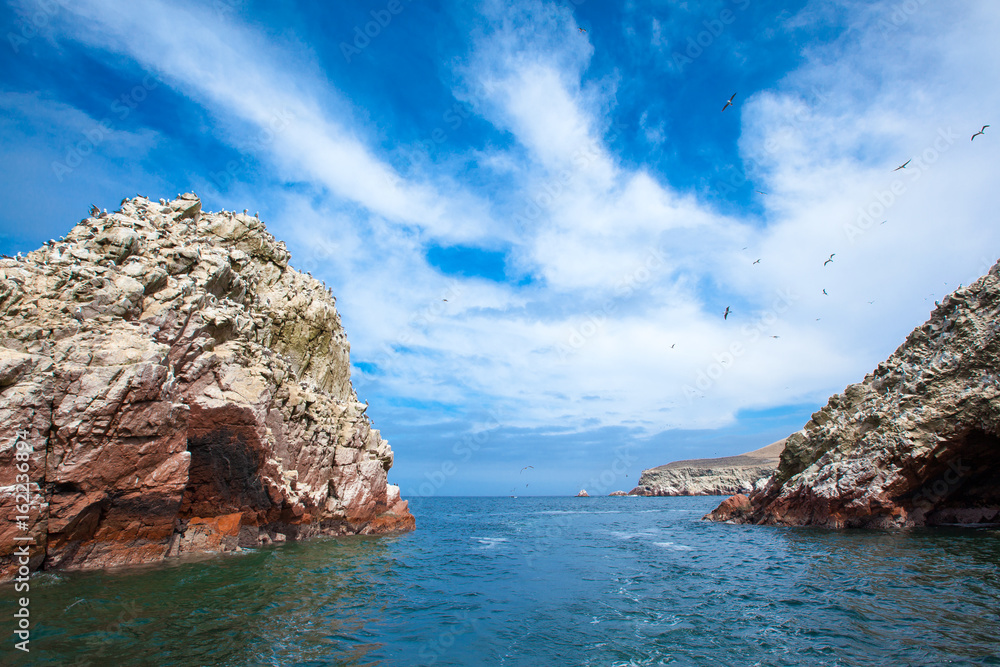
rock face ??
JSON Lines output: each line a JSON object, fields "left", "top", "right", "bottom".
{"left": 629, "top": 441, "right": 783, "bottom": 496}
{"left": 707, "top": 261, "right": 1000, "bottom": 528}
{"left": 576, "top": 489, "right": 589, "bottom": 497}
{"left": 0, "top": 194, "right": 414, "bottom": 580}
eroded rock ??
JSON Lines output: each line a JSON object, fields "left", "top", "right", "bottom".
{"left": 0, "top": 194, "right": 414, "bottom": 579}
{"left": 707, "top": 261, "right": 1000, "bottom": 528}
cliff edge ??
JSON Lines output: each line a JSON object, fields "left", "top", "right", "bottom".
{"left": 629, "top": 441, "right": 783, "bottom": 496}
{"left": 707, "top": 260, "right": 1000, "bottom": 528}
{"left": 0, "top": 194, "right": 414, "bottom": 579}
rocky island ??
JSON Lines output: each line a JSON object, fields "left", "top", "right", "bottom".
{"left": 629, "top": 440, "right": 784, "bottom": 496}
{"left": 707, "top": 260, "right": 1000, "bottom": 528}
{"left": 0, "top": 194, "right": 414, "bottom": 580}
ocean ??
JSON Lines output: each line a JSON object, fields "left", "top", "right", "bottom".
{"left": 8, "top": 496, "right": 1000, "bottom": 666}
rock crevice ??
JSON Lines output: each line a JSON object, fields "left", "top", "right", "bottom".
{"left": 0, "top": 194, "right": 414, "bottom": 579}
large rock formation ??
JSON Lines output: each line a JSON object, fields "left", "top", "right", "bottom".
{"left": 629, "top": 441, "right": 783, "bottom": 496}
{"left": 0, "top": 194, "right": 414, "bottom": 579}
{"left": 707, "top": 261, "right": 1000, "bottom": 528}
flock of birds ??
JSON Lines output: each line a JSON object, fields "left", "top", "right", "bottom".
{"left": 714, "top": 91, "right": 989, "bottom": 322}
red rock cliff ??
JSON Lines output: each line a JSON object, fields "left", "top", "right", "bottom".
{"left": 0, "top": 194, "right": 414, "bottom": 579}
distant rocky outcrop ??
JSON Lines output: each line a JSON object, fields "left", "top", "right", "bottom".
{"left": 0, "top": 194, "right": 414, "bottom": 580}
{"left": 608, "top": 490, "right": 627, "bottom": 496}
{"left": 576, "top": 489, "right": 589, "bottom": 497}
{"left": 707, "top": 261, "right": 1000, "bottom": 528}
{"left": 629, "top": 441, "right": 783, "bottom": 496}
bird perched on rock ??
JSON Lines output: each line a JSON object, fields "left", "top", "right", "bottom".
{"left": 722, "top": 93, "right": 737, "bottom": 112}
{"left": 90, "top": 204, "right": 100, "bottom": 217}
{"left": 972, "top": 125, "right": 990, "bottom": 141}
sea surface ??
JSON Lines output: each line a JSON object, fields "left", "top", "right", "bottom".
{"left": 7, "top": 496, "right": 1000, "bottom": 666}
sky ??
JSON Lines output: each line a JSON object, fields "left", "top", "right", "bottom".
{"left": 1, "top": 0, "right": 998, "bottom": 497}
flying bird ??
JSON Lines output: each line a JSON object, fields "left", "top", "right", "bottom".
{"left": 671, "top": 343, "right": 676, "bottom": 349}
{"left": 721, "top": 93, "right": 737, "bottom": 112}
{"left": 972, "top": 125, "right": 989, "bottom": 141}
{"left": 723, "top": 306, "right": 731, "bottom": 320}
{"left": 578, "top": 27, "right": 587, "bottom": 33}
{"left": 755, "top": 190, "right": 768, "bottom": 195}
{"left": 824, "top": 254, "right": 835, "bottom": 266}
{"left": 770, "top": 336, "right": 780, "bottom": 339}
{"left": 822, "top": 289, "right": 828, "bottom": 295}
{"left": 753, "top": 259, "right": 761, "bottom": 265}
{"left": 89, "top": 204, "right": 100, "bottom": 217}
{"left": 893, "top": 159, "right": 911, "bottom": 171}
{"left": 520, "top": 466, "right": 534, "bottom": 474}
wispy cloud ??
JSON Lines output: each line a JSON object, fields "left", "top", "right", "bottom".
{"left": 5, "top": 0, "right": 1000, "bottom": 492}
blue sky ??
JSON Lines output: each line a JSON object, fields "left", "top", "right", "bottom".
{"left": 2, "top": 0, "right": 999, "bottom": 497}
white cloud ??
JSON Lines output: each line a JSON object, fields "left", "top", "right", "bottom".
{"left": 19, "top": 0, "right": 1000, "bottom": 445}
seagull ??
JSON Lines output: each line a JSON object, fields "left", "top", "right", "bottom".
{"left": 868, "top": 300, "right": 876, "bottom": 305}
{"left": 753, "top": 259, "right": 761, "bottom": 265}
{"left": 972, "top": 125, "right": 989, "bottom": 141}
{"left": 824, "top": 254, "right": 835, "bottom": 266}
{"left": 893, "top": 159, "right": 911, "bottom": 171}
{"left": 822, "top": 289, "right": 828, "bottom": 295}
{"left": 721, "top": 93, "right": 737, "bottom": 112}
{"left": 723, "top": 306, "right": 731, "bottom": 320}
{"left": 520, "top": 466, "right": 534, "bottom": 473}
{"left": 755, "top": 190, "right": 767, "bottom": 195}
{"left": 578, "top": 27, "right": 587, "bottom": 33}
{"left": 89, "top": 204, "right": 100, "bottom": 217}
{"left": 770, "top": 335, "right": 780, "bottom": 339}
{"left": 671, "top": 343, "right": 676, "bottom": 349}
{"left": 880, "top": 220, "right": 887, "bottom": 225}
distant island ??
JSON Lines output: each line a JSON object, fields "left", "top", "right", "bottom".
{"left": 628, "top": 440, "right": 784, "bottom": 496}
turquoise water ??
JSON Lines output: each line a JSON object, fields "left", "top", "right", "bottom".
{"left": 7, "top": 496, "right": 1000, "bottom": 666}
